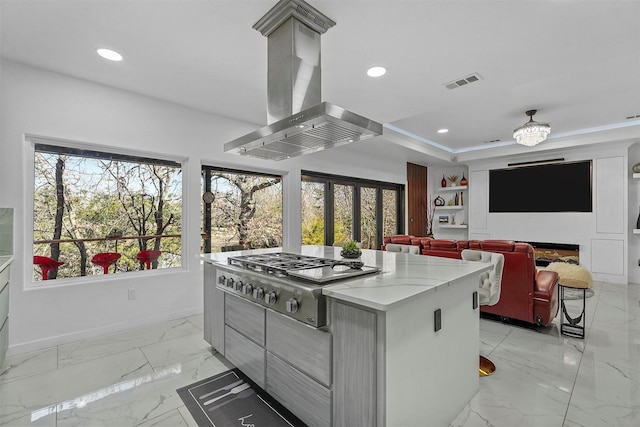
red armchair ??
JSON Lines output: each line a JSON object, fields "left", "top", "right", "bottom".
{"left": 469, "top": 240, "right": 559, "bottom": 326}
{"left": 417, "top": 238, "right": 559, "bottom": 327}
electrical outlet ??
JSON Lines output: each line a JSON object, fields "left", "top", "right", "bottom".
{"left": 128, "top": 288, "right": 136, "bottom": 300}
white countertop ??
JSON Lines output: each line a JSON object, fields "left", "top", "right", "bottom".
{"left": 0, "top": 255, "right": 13, "bottom": 272}
{"left": 201, "top": 246, "right": 491, "bottom": 312}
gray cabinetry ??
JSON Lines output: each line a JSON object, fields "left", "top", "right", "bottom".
{"left": 225, "top": 326, "right": 266, "bottom": 388}
{"left": 266, "top": 310, "right": 331, "bottom": 386}
{"left": 225, "top": 293, "right": 265, "bottom": 346}
{"left": 332, "top": 301, "right": 377, "bottom": 427}
{"left": 203, "top": 263, "right": 225, "bottom": 354}
{"left": 266, "top": 352, "right": 332, "bottom": 427}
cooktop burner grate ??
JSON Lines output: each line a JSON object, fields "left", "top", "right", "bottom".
{"left": 226, "top": 252, "right": 377, "bottom": 284}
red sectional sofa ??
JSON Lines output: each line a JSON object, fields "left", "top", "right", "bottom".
{"left": 384, "top": 236, "right": 560, "bottom": 327}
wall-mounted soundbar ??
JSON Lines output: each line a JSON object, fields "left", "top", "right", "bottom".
{"left": 507, "top": 158, "right": 565, "bottom": 167}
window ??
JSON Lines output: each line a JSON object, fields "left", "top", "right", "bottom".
{"left": 301, "top": 172, "right": 404, "bottom": 249}
{"left": 32, "top": 142, "right": 182, "bottom": 281}
{"left": 201, "top": 166, "right": 282, "bottom": 253}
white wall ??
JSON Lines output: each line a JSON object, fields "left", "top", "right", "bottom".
{"left": 0, "top": 60, "right": 410, "bottom": 355}
{"left": 465, "top": 144, "right": 631, "bottom": 284}
{"left": 627, "top": 142, "right": 640, "bottom": 284}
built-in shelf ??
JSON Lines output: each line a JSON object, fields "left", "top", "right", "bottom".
{"left": 633, "top": 173, "right": 640, "bottom": 179}
{"left": 438, "top": 225, "right": 468, "bottom": 229}
{"left": 438, "top": 185, "right": 467, "bottom": 192}
{"left": 435, "top": 206, "right": 464, "bottom": 210}
{"left": 634, "top": 229, "right": 640, "bottom": 234}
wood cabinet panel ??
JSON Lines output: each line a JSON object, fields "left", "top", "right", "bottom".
{"left": 225, "top": 293, "right": 265, "bottom": 346}
{"left": 407, "top": 162, "right": 428, "bottom": 236}
{"left": 266, "top": 352, "right": 332, "bottom": 427}
{"left": 266, "top": 310, "right": 331, "bottom": 387}
{"left": 333, "top": 301, "right": 376, "bottom": 427}
{"left": 225, "top": 326, "right": 266, "bottom": 388}
{"left": 203, "top": 263, "right": 225, "bottom": 354}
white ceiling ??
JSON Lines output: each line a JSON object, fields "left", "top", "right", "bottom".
{"left": 2, "top": 0, "right": 639, "bottom": 162}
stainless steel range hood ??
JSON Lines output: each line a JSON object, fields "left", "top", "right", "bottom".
{"left": 224, "top": 0, "right": 383, "bottom": 161}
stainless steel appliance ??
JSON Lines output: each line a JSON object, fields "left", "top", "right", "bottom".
{"left": 216, "top": 252, "right": 379, "bottom": 327}
{"left": 224, "top": 0, "right": 383, "bottom": 161}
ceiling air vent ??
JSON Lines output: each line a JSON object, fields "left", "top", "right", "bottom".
{"left": 444, "top": 73, "right": 483, "bottom": 90}
{"left": 626, "top": 114, "right": 640, "bottom": 119}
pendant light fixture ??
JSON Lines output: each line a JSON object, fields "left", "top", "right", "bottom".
{"left": 513, "top": 109, "right": 551, "bottom": 146}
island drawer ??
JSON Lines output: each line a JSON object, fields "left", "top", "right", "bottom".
{"left": 225, "top": 325, "right": 265, "bottom": 388}
{"left": 266, "top": 352, "right": 331, "bottom": 427}
{"left": 225, "top": 293, "right": 265, "bottom": 346}
{"left": 266, "top": 310, "right": 331, "bottom": 387}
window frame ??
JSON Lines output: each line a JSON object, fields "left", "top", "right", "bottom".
{"left": 27, "top": 134, "right": 186, "bottom": 286}
{"left": 201, "top": 165, "right": 284, "bottom": 253}
{"left": 302, "top": 170, "right": 405, "bottom": 249}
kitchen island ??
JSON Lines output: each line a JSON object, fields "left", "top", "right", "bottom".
{"left": 202, "top": 246, "right": 491, "bottom": 426}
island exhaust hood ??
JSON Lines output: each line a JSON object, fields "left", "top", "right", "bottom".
{"left": 224, "top": 0, "right": 383, "bottom": 161}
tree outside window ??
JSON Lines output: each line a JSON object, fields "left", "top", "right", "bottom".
{"left": 33, "top": 142, "right": 182, "bottom": 281}
{"left": 201, "top": 167, "right": 282, "bottom": 253}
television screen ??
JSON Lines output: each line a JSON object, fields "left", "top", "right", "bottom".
{"left": 489, "top": 160, "right": 592, "bottom": 213}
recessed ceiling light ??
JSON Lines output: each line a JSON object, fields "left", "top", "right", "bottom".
{"left": 367, "top": 66, "right": 387, "bottom": 77}
{"left": 437, "top": 129, "right": 449, "bottom": 134}
{"left": 96, "top": 48, "right": 123, "bottom": 62}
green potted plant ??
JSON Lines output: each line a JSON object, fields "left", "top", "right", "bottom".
{"left": 341, "top": 240, "right": 362, "bottom": 259}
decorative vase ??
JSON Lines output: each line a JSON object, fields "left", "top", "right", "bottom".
{"left": 460, "top": 174, "right": 468, "bottom": 186}
{"left": 441, "top": 175, "right": 447, "bottom": 187}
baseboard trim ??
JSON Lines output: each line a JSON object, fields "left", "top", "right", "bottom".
{"left": 6, "top": 306, "right": 203, "bottom": 357}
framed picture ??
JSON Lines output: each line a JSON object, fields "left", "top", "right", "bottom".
{"left": 438, "top": 215, "right": 449, "bottom": 224}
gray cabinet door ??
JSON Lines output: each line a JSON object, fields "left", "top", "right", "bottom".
{"left": 203, "top": 263, "right": 225, "bottom": 354}
{"left": 266, "top": 310, "right": 331, "bottom": 387}
{"left": 225, "top": 293, "right": 265, "bottom": 346}
{"left": 266, "top": 352, "right": 332, "bottom": 427}
{"left": 225, "top": 326, "right": 266, "bottom": 388}
{"left": 333, "top": 301, "right": 377, "bottom": 427}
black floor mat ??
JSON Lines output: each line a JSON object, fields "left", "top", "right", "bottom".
{"left": 177, "top": 368, "right": 306, "bottom": 427}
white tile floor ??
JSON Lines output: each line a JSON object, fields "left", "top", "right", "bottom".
{"left": 1, "top": 281, "right": 638, "bottom": 426}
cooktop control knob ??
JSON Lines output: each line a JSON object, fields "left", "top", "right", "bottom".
{"left": 235, "top": 280, "right": 243, "bottom": 291}
{"left": 218, "top": 275, "right": 226, "bottom": 285}
{"left": 253, "top": 287, "right": 265, "bottom": 300}
{"left": 243, "top": 283, "right": 253, "bottom": 295}
{"left": 265, "top": 291, "right": 277, "bottom": 305}
{"left": 286, "top": 298, "right": 299, "bottom": 313}
{"left": 225, "top": 277, "right": 234, "bottom": 288}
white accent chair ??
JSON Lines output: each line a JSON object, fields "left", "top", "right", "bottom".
{"left": 385, "top": 243, "right": 420, "bottom": 255}
{"left": 461, "top": 249, "right": 505, "bottom": 376}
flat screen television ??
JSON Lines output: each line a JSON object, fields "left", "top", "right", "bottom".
{"left": 489, "top": 160, "right": 592, "bottom": 213}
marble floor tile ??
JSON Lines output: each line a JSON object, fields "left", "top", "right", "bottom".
{"left": 185, "top": 314, "right": 203, "bottom": 331}
{"left": 0, "top": 348, "right": 153, "bottom": 426}
{"left": 135, "top": 409, "right": 188, "bottom": 427}
{"left": 1, "top": 281, "right": 638, "bottom": 427}
{"left": 451, "top": 351, "right": 571, "bottom": 427}
{"left": 54, "top": 353, "right": 227, "bottom": 426}
{"left": 0, "top": 348, "right": 57, "bottom": 385}
{"left": 564, "top": 353, "right": 640, "bottom": 426}
{"left": 57, "top": 318, "right": 201, "bottom": 368}
{"left": 139, "top": 333, "right": 213, "bottom": 371}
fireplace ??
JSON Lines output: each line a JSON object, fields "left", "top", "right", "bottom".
{"left": 525, "top": 241, "right": 579, "bottom": 267}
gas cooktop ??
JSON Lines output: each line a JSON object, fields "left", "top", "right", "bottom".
{"left": 227, "top": 252, "right": 379, "bottom": 284}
